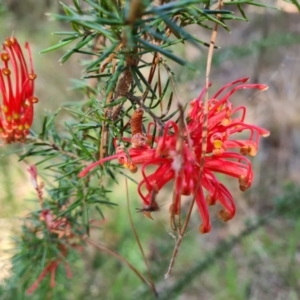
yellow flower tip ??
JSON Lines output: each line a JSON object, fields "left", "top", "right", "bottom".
{"left": 213, "top": 139, "right": 222, "bottom": 149}
{"left": 239, "top": 175, "right": 247, "bottom": 185}
{"left": 1, "top": 53, "right": 9, "bottom": 62}
{"left": 2, "top": 105, "right": 8, "bottom": 113}
{"left": 240, "top": 145, "right": 257, "bottom": 157}
{"left": 24, "top": 99, "right": 31, "bottom": 107}
{"left": 24, "top": 123, "right": 30, "bottom": 130}
{"left": 248, "top": 145, "right": 257, "bottom": 157}
{"left": 213, "top": 148, "right": 223, "bottom": 155}
{"left": 129, "top": 165, "right": 138, "bottom": 173}
{"left": 206, "top": 194, "right": 216, "bottom": 206}
{"left": 4, "top": 38, "right": 11, "bottom": 47}
{"left": 239, "top": 185, "right": 249, "bottom": 192}
{"left": 221, "top": 118, "right": 231, "bottom": 126}
{"left": 10, "top": 37, "right": 16, "bottom": 44}
{"left": 262, "top": 130, "right": 270, "bottom": 138}
{"left": 238, "top": 175, "right": 250, "bottom": 192}
{"left": 260, "top": 85, "right": 269, "bottom": 91}
{"left": 30, "top": 97, "right": 39, "bottom": 104}
{"left": 123, "top": 162, "right": 137, "bottom": 173}
{"left": 240, "top": 146, "right": 248, "bottom": 155}
{"left": 143, "top": 211, "right": 153, "bottom": 220}
{"left": 29, "top": 74, "right": 37, "bottom": 81}
{"left": 2, "top": 68, "right": 11, "bottom": 76}
{"left": 239, "top": 174, "right": 246, "bottom": 185}
{"left": 199, "top": 223, "right": 211, "bottom": 234}
{"left": 13, "top": 113, "right": 19, "bottom": 120}
{"left": 218, "top": 209, "right": 232, "bottom": 222}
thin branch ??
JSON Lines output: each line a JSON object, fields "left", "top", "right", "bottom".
{"left": 27, "top": 137, "right": 89, "bottom": 165}
{"left": 160, "top": 213, "right": 273, "bottom": 299}
{"left": 84, "top": 237, "right": 156, "bottom": 296}
{"left": 165, "top": 0, "right": 224, "bottom": 279}
{"left": 125, "top": 179, "right": 158, "bottom": 297}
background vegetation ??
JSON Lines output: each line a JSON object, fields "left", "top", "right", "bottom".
{"left": 1, "top": 1, "right": 300, "bottom": 299}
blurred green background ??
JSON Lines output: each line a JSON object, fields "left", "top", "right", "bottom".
{"left": 1, "top": 1, "right": 300, "bottom": 299}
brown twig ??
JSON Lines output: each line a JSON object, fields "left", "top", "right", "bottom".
{"left": 165, "top": 0, "right": 223, "bottom": 279}
{"left": 27, "top": 137, "right": 89, "bottom": 165}
{"left": 170, "top": 103, "right": 185, "bottom": 231}
{"left": 100, "top": 8, "right": 177, "bottom": 159}
{"left": 125, "top": 179, "right": 158, "bottom": 297}
{"left": 84, "top": 237, "right": 157, "bottom": 296}
{"left": 100, "top": 53, "right": 139, "bottom": 159}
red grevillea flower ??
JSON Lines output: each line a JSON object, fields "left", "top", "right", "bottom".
{"left": 0, "top": 37, "right": 38, "bottom": 144}
{"left": 79, "top": 78, "right": 270, "bottom": 233}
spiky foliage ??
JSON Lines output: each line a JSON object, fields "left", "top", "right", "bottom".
{"left": 2, "top": 1, "right": 296, "bottom": 299}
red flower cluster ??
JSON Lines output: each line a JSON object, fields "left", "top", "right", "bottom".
{"left": 26, "top": 166, "right": 73, "bottom": 295}
{"left": 79, "top": 78, "right": 269, "bottom": 233}
{"left": 0, "top": 37, "right": 38, "bottom": 144}
{"left": 26, "top": 165, "right": 106, "bottom": 295}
